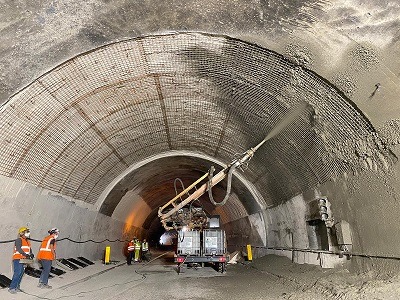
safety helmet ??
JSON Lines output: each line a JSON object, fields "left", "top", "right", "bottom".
{"left": 48, "top": 228, "right": 59, "bottom": 234}
{"left": 19, "top": 227, "right": 29, "bottom": 234}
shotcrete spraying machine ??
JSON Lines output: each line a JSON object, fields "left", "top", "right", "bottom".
{"left": 157, "top": 144, "right": 261, "bottom": 273}
{"left": 158, "top": 102, "right": 307, "bottom": 274}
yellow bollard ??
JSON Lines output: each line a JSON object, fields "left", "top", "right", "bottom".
{"left": 247, "top": 244, "right": 253, "bottom": 261}
{"left": 105, "top": 246, "right": 111, "bottom": 264}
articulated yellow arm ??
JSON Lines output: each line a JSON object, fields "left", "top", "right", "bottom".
{"left": 158, "top": 101, "right": 309, "bottom": 230}
{"left": 158, "top": 147, "right": 257, "bottom": 230}
{"left": 158, "top": 168, "right": 228, "bottom": 229}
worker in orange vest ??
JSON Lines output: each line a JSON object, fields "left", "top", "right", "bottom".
{"left": 127, "top": 238, "right": 135, "bottom": 265}
{"left": 37, "top": 228, "right": 59, "bottom": 289}
{"left": 9, "top": 227, "right": 34, "bottom": 294}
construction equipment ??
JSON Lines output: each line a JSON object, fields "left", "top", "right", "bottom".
{"left": 158, "top": 142, "right": 262, "bottom": 231}
{"left": 158, "top": 101, "right": 308, "bottom": 231}
{"left": 158, "top": 102, "right": 308, "bottom": 273}
{"left": 157, "top": 138, "right": 266, "bottom": 274}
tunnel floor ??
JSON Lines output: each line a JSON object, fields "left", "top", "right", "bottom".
{"left": 1, "top": 252, "right": 399, "bottom": 300}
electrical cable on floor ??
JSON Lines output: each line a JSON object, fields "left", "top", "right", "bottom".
{"left": 230, "top": 244, "right": 400, "bottom": 262}
{"left": 19, "top": 251, "right": 174, "bottom": 300}
{"left": 19, "top": 275, "right": 146, "bottom": 300}
{"left": 134, "top": 250, "right": 173, "bottom": 276}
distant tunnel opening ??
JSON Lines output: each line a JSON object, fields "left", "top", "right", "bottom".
{"left": 99, "top": 152, "right": 266, "bottom": 254}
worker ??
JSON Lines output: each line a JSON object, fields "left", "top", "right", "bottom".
{"left": 37, "top": 228, "right": 59, "bottom": 289}
{"left": 134, "top": 237, "right": 141, "bottom": 262}
{"left": 127, "top": 238, "right": 135, "bottom": 265}
{"left": 141, "top": 239, "right": 149, "bottom": 261}
{"left": 8, "top": 227, "right": 34, "bottom": 294}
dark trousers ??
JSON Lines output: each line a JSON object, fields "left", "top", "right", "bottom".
{"left": 127, "top": 251, "right": 134, "bottom": 265}
{"left": 39, "top": 260, "right": 52, "bottom": 285}
{"left": 142, "top": 250, "right": 149, "bottom": 261}
{"left": 9, "top": 259, "right": 25, "bottom": 290}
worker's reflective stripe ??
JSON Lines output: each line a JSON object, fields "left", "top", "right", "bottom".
{"left": 128, "top": 241, "right": 135, "bottom": 251}
{"left": 42, "top": 237, "right": 54, "bottom": 251}
{"left": 142, "top": 243, "right": 148, "bottom": 251}
{"left": 37, "top": 235, "right": 56, "bottom": 260}
{"left": 13, "top": 238, "right": 31, "bottom": 260}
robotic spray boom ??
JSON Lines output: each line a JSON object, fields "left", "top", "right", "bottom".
{"left": 158, "top": 102, "right": 308, "bottom": 230}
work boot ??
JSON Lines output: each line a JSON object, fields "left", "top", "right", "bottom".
{"left": 8, "top": 288, "right": 17, "bottom": 294}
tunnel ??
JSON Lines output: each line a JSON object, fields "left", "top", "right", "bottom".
{"left": 0, "top": 1, "right": 400, "bottom": 299}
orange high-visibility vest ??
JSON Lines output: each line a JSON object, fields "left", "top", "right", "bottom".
{"left": 37, "top": 235, "right": 56, "bottom": 260}
{"left": 13, "top": 237, "right": 31, "bottom": 260}
{"left": 127, "top": 241, "right": 135, "bottom": 252}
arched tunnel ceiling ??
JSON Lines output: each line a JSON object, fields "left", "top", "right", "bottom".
{"left": 0, "top": 33, "right": 394, "bottom": 216}
{"left": 101, "top": 154, "right": 261, "bottom": 218}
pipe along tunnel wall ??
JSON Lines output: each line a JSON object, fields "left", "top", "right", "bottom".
{"left": 0, "top": 31, "right": 400, "bottom": 280}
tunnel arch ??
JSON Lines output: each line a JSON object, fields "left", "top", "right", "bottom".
{"left": 0, "top": 32, "right": 393, "bottom": 247}
{"left": 97, "top": 151, "right": 266, "bottom": 216}
{"left": 98, "top": 150, "right": 267, "bottom": 244}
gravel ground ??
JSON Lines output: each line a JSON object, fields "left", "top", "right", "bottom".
{"left": 1, "top": 252, "right": 399, "bottom": 300}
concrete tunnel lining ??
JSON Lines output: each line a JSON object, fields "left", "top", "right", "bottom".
{"left": 0, "top": 32, "right": 391, "bottom": 215}
{"left": 98, "top": 150, "right": 266, "bottom": 216}
{"left": 0, "top": 31, "right": 398, "bottom": 279}
{"left": 101, "top": 150, "right": 267, "bottom": 246}
{"left": 0, "top": 0, "right": 400, "bottom": 297}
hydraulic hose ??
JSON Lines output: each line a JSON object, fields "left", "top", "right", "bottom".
{"left": 207, "top": 165, "right": 236, "bottom": 206}
{"left": 174, "top": 178, "right": 190, "bottom": 201}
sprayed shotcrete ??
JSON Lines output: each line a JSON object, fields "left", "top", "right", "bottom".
{"left": 157, "top": 101, "right": 310, "bottom": 274}
{"left": 158, "top": 101, "right": 310, "bottom": 231}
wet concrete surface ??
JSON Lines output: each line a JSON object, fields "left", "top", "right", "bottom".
{"left": 2, "top": 251, "right": 400, "bottom": 300}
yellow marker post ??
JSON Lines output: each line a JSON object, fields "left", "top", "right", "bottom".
{"left": 247, "top": 244, "right": 253, "bottom": 261}
{"left": 105, "top": 246, "right": 111, "bottom": 264}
